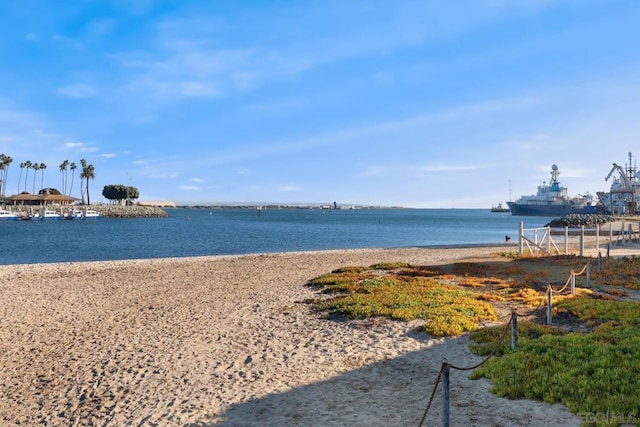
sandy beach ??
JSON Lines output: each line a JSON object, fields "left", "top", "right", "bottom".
{"left": 0, "top": 247, "right": 584, "bottom": 426}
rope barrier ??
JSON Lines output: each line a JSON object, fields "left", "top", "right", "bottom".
{"left": 549, "top": 275, "right": 572, "bottom": 294}
{"left": 495, "top": 312, "right": 514, "bottom": 322}
{"left": 549, "top": 262, "right": 589, "bottom": 294}
{"left": 574, "top": 263, "right": 588, "bottom": 276}
{"left": 448, "top": 312, "right": 514, "bottom": 372}
{"left": 418, "top": 261, "right": 589, "bottom": 425}
{"left": 418, "top": 313, "right": 516, "bottom": 426}
{"left": 418, "top": 362, "right": 446, "bottom": 427}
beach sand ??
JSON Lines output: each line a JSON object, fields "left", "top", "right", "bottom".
{"left": 0, "top": 247, "right": 584, "bottom": 426}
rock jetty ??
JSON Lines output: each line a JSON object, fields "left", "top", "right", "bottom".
{"left": 9, "top": 205, "right": 169, "bottom": 219}
{"left": 90, "top": 205, "right": 169, "bottom": 218}
{"left": 545, "top": 213, "right": 614, "bottom": 228}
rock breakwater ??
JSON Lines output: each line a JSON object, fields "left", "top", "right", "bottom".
{"left": 545, "top": 213, "right": 614, "bottom": 228}
{"left": 91, "top": 205, "right": 169, "bottom": 218}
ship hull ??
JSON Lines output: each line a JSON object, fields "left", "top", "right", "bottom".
{"left": 506, "top": 202, "right": 600, "bottom": 216}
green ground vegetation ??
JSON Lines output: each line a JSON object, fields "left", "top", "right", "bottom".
{"left": 307, "top": 255, "right": 640, "bottom": 426}
{"left": 307, "top": 262, "right": 496, "bottom": 336}
{"left": 470, "top": 298, "right": 640, "bottom": 426}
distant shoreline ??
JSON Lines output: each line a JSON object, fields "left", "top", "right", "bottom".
{"left": 174, "top": 204, "right": 409, "bottom": 210}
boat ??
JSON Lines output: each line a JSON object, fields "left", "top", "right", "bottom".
{"left": 31, "top": 209, "right": 63, "bottom": 220}
{"left": 507, "top": 164, "right": 601, "bottom": 216}
{"left": 490, "top": 203, "right": 510, "bottom": 213}
{"left": 0, "top": 209, "right": 18, "bottom": 221}
{"left": 63, "top": 210, "right": 83, "bottom": 220}
{"left": 81, "top": 209, "right": 101, "bottom": 220}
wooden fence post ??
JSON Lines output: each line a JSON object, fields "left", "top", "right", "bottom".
{"left": 519, "top": 222, "right": 524, "bottom": 255}
{"left": 547, "top": 286, "right": 553, "bottom": 325}
{"left": 586, "top": 262, "right": 591, "bottom": 287}
{"left": 442, "top": 363, "right": 450, "bottom": 427}
{"left": 609, "top": 222, "right": 613, "bottom": 249}
{"left": 564, "top": 226, "right": 569, "bottom": 254}
{"left": 511, "top": 308, "right": 517, "bottom": 350}
{"left": 597, "top": 252, "right": 602, "bottom": 272}
{"left": 570, "top": 271, "right": 575, "bottom": 296}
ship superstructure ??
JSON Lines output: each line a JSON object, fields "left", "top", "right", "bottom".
{"left": 597, "top": 152, "right": 640, "bottom": 215}
{"left": 507, "top": 164, "right": 599, "bottom": 216}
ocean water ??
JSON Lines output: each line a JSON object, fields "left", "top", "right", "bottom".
{"left": 0, "top": 208, "right": 554, "bottom": 265}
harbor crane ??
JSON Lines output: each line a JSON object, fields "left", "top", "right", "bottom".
{"left": 603, "top": 152, "right": 640, "bottom": 214}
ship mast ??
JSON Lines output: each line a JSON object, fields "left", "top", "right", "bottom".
{"left": 627, "top": 151, "right": 637, "bottom": 182}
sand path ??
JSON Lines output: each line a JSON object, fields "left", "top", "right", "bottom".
{"left": 0, "top": 247, "right": 583, "bottom": 426}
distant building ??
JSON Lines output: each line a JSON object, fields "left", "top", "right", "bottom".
{"left": 5, "top": 189, "right": 78, "bottom": 206}
{"left": 138, "top": 201, "right": 176, "bottom": 208}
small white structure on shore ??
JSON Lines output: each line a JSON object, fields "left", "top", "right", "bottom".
{"left": 138, "top": 201, "right": 176, "bottom": 208}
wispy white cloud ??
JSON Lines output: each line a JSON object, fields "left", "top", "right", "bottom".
{"left": 57, "top": 84, "right": 97, "bottom": 98}
{"left": 199, "top": 95, "right": 541, "bottom": 167}
{"left": 243, "top": 184, "right": 262, "bottom": 192}
{"left": 144, "top": 169, "right": 178, "bottom": 179}
{"left": 110, "top": 1, "right": 500, "bottom": 101}
{"left": 178, "top": 82, "right": 218, "bottom": 97}
{"left": 248, "top": 98, "right": 307, "bottom": 115}
{"left": 277, "top": 184, "right": 302, "bottom": 192}
{"left": 179, "top": 185, "right": 200, "bottom": 191}
{"left": 234, "top": 167, "right": 253, "bottom": 175}
{"left": 114, "top": 41, "right": 251, "bottom": 99}
{"left": 359, "top": 166, "right": 389, "bottom": 177}
{"left": 190, "top": 177, "right": 206, "bottom": 183}
{"left": 419, "top": 163, "right": 487, "bottom": 173}
{"left": 100, "top": 153, "right": 117, "bottom": 158}
{"left": 87, "top": 19, "right": 117, "bottom": 35}
{"left": 64, "top": 141, "right": 99, "bottom": 153}
{"left": 504, "top": 133, "right": 551, "bottom": 151}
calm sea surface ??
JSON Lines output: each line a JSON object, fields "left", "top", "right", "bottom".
{"left": 0, "top": 208, "right": 555, "bottom": 265}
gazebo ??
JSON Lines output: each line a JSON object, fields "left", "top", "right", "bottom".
{"left": 5, "top": 189, "right": 79, "bottom": 206}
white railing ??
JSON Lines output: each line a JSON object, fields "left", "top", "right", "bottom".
{"left": 518, "top": 223, "right": 563, "bottom": 256}
{"left": 519, "top": 221, "right": 640, "bottom": 257}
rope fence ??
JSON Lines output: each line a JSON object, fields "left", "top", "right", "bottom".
{"left": 419, "top": 260, "right": 593, "bottom": 426}
{"left": 546, "top": 261, "right": 590, "bottom": 325}
{"left": 418, "top": 311, "right": 516, "bottom": 427}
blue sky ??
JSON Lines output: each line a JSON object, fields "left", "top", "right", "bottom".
{"left": 1, "top": 0, "right": 639, "bottom": 207}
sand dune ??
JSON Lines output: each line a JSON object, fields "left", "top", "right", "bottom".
{"left": 0, "top": 247, "right": 583, "bottom": 426}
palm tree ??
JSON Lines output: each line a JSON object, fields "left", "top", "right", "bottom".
{"left": 24, "top": 160, "right": 32, "bottom": 193}
{"left": 18, "top": 162, "right": 25, "bottom": 194}
{"left": 32, "top": 163, "right": 40, "bottom": 194}
{"left": 39, "top": 163, "right": 47, "bottom": 193}
{"left": 59, "top": 160, "right": 69, "bottom": 196}
{"left": 2, "top": 155, "right": 13, "bottom": 200}
{"left": 68, "top": 162, "right": 77, "bottom": 198}
{"left": 0, "top": 154, "right": 5, "bottom": 202}
{"left": 80, "top": 160, "right": 95, "bottom": 205}
{"left": 80, "top": 159, "right": 87, "bottom": 204}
